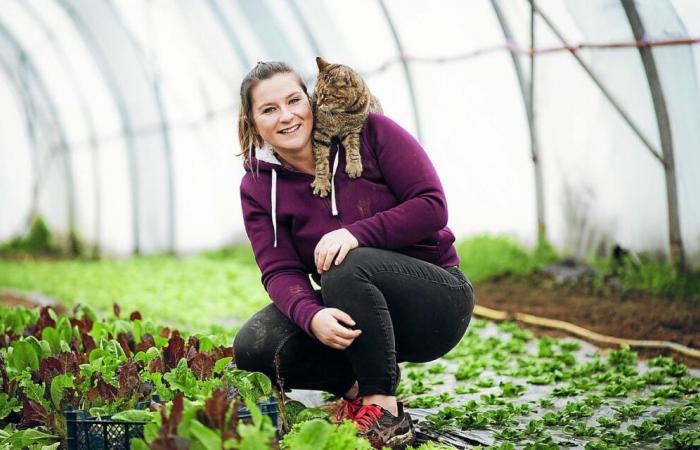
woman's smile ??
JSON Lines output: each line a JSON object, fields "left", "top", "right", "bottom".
{"left": 278, "top": 124, "right": 301, "bottom": 135}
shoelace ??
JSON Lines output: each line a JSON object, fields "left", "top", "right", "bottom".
{"left": 334, "top": 397, "right": 363, "bottom": 421}
{"left": 353, "top": 404, "right": 384, "bottom": 431}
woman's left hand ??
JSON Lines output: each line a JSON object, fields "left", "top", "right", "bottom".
{"left": 314, "top": 228, "right": 359, "bottom": 274}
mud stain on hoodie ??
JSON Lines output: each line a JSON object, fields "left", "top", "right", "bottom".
{"left": 356, "top": 198, "right": 371, "bottom": 218}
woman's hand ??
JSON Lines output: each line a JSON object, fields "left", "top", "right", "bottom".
{"left": 310, "top": 308, "right": 362, "bottom": 349}
{"left": 314, "top": 228, "right": 359, "bottom": 274}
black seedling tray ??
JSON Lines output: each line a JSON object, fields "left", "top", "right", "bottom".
{"left": 64, "top": 396, "right": 157, "bottom": 450}
{"left": 238, "top": 395, "right": 279, "bottom": 426}
{"left": 64, "top": 395, "right": 278, "bottom": 450}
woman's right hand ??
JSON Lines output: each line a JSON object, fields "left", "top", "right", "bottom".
{"left": 310, "top": 308, "right": 362, "bottom": 350}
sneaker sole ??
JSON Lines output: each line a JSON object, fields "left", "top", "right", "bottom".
{"left": 385, "top": 428, "right": 416, "bottom": 448}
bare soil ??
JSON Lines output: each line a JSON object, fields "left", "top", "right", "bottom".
{"left": 0, "top": 292, "right": 40, "bottom": 308}
{"left": 474, "top": 271, "right": 700, "bottom": 369}
{"left": 0, "top": 292, "right": 68, "bottom": 314}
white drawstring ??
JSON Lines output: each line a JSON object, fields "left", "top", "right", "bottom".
{"left": 271, "top": 168, "right": 278, "bottom": 247}
{"left": 330, "top": 149, "right": 340, "bottom": 216}
{"left": 260, "top": 143, "right": 336, "bottom": 248}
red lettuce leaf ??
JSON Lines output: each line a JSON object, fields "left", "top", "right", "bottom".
{"left": 135, "top": 333, "right": 156, "bottom": 353}
{"left": 163, "top": 333, "right": 185, "bottom": 371}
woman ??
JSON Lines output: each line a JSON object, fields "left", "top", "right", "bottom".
{"left": 233, "top": 61, "right": 475, "bottom": 449}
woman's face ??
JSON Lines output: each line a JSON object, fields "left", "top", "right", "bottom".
{"left": 251, "top": 72, "right": 313, "bottom": 157}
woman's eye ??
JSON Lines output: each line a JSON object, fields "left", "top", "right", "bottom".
{"left": 290, "top": 97, "right": 301, "bottom": 104}
{"left": 263, "top": 107, "right": 275, "bottom": 114}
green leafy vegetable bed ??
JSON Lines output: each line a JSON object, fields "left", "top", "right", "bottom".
{"left": 1, "top": 303, "right": 262, "bottom": 448}
{"left": 0, "top": 304, "right": 448, "bottom": 449}
{"left": 401, "top": 319, "right": 700, "bottom": 449}
{"left": 1, "top": 306, "right": 698, "bottom": 449}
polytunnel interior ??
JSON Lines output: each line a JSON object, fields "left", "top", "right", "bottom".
{"left": 1, "top": 0, "right": 699, "bottom": 271}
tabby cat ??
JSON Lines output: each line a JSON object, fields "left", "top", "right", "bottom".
{"left": 310, "top": 56, "right": 383, "bottom": 198}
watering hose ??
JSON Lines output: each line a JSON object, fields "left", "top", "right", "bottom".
{"left": 473, "top": 304, "right": 700, "bottom": 359}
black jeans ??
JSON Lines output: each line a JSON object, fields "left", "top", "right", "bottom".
{"left": 232, "top": 247, "right": 475, "bottom": 397}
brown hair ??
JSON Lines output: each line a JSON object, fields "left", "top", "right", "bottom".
{"left": 237, "top": 61, "right": 310, "bottom": 168}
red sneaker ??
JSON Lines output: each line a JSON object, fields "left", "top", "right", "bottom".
{"left": 330, "top": 396, "right": 364, "bottom": 423}
{"left": 353, "top": 403, "right": 415, "bottom": 449}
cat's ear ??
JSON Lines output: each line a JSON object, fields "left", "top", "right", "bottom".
{"left": 316, "top": 56, "right": 329, "bottom": 71}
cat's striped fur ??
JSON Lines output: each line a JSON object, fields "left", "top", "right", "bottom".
{"left": 310, "top": 57, "right": 383, "bottom": 198}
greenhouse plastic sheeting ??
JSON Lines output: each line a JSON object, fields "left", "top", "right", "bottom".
{"left": 1, "top": 0, "right": 699, "bottom": 268}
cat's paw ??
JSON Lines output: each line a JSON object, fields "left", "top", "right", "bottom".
{"left": 345, "top": 160, "right": 363, "bottom": 178}
{"left": 311, "top": 177, "right": 331, "bottom": 197}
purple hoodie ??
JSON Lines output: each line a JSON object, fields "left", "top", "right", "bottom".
{"left": 240, "top": 113, "right": 460, "bottom": 337}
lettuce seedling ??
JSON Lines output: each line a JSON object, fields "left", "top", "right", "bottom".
{"left": 485, "top": 408, "right": 517, "bottom": 427}
{"left": 499, "top": 381, "right": 526, "bottom": 398}
{"left": 595, "top": 416, "right": 621, "bottom": 429}
{"left": 564, "top": 422, "right": 598, "bottom": 437}
{"left": 628, "top": 418, "right": 663, "bottom": 441}
{"left": 606, "top": 345, "right": 637, "bottom": 369}
{"left": 560, "top": 401, "right": 593, "bottom": 419}
{"left": 522, "top": 418, "right": 545, "bottom": 436}
{"left": 611, "top": 403, "right": 647, "bottom": 421}
{"left": 659, "top": 430, "right": 700, "bottom": 449}
{"left": 456, "top": 411, "right": 490, "bottom": 429}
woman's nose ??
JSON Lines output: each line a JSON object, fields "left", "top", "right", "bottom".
{"left": 279, "top": 106, "right": 295, "bottom": 121}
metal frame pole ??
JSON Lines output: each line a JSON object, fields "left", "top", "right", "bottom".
{"left": 491, "top": 0, "right": 547, "bottom": 247}
{"left": 621, "top": 0, "right": 686, "bottom": 271}
{"left": 377, "top": 0, "right": 423, "bottom": 142}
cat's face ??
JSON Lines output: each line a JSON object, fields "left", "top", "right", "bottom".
{"left": 314, "top": 57, "right": 365, "bottom": 114}
{"left": 251, "top": 72, "right": 313, "bottom": 156}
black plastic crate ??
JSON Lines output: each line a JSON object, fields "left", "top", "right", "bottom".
{"left": 64, "top": 396, "right": 278, "bottom": 450}
{"left": 64, "top": 409, "right": 146, "bottom": 450}
{"left": 64, "top": 397, "right": 156, "bottom": 450}
{"left": 238, "top": 396, "right": 279, "bottom": 427}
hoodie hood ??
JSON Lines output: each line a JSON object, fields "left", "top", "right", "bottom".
{"left": 244, "top": 142, "right": 340, "bottom": 248}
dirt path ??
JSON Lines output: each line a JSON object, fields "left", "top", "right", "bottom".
{"left": 0, "top": 292, "right": 41, "bottom": 308}
{"left": 0, "top": 291, "right": 68, "bottom": 314}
